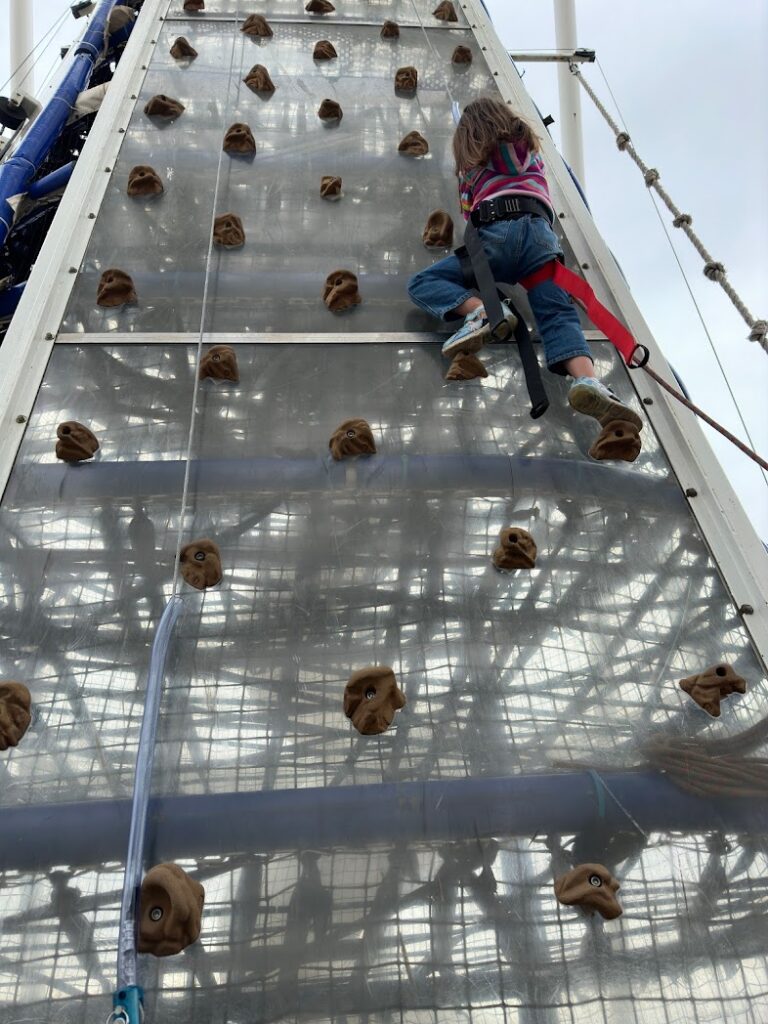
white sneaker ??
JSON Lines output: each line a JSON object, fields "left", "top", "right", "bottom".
{"left": 441, "top": 302, "right": 517, "bottom": 359}
{"left": 568, "top": 377, "right": 643, "bottom": 430}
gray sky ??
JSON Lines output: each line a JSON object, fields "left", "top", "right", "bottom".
{"left": 1, "top": 0, "right": 766, "bottom": 532}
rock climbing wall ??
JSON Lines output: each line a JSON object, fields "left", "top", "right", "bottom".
{"left": 1, "top": 2, "right": 768, "bottom": 1023}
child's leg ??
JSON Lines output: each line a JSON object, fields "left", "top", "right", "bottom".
{"left": 409, "top": 252, "right": 516, "bottom": 357}
{"left": 407, "top": 253, "right": 477, "bottom": 322}
{"left": 528, "top": 279, "right": 643, "bottom": 428}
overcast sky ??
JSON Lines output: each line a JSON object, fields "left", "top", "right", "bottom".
{"left": 1, "top": 0, "right": 766, "bottom": 533}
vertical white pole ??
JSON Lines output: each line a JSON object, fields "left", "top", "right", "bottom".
{"left": 10, "top": 0, "right": 35, "bottom": 97}
{"left": 553, "top": 0, "right": 585, "bottom": 188}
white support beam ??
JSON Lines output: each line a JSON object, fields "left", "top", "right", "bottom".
{"left": 553, "top": 0, "right": 585, "bottom": 187}
{"left": 9, "top": 0, "right": 34, "bottom": 97}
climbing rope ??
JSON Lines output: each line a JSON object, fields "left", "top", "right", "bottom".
{"left": 640, "top": 364, "right": 768, "bottom": 472}
{"left": 170, "top": 8, "right": 243, "bottom": 595}
{"left": 568, "top": 62, "right": 768, "bottom": 355}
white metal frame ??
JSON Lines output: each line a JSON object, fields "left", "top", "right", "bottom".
{"left": 0, "top": 0, "right": 765, "bottom": 665}
{"left": 462, "top": 0, "right": 768, "bottom": 662}
{"left": 0, "top": 0, "right": 167, "bottom": 491}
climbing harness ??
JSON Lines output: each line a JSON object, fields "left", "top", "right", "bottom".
{"left": 569, "top": 62, "right": 767, "bottom": 355}
{"left": 520, "top": 260, "right": 650, "bottom": 369}
{"left": 457, "top": 224, "right": 549, "bottom": 419}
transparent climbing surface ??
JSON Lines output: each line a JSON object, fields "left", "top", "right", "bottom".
{"left": 164, "top": 0, "right": 470, "bottom": 25}
{"left": 2, "top": 339, "right": 768, "bottom": 1022}
{"left": 2, "top": 0, "right": 768, "bottom": 1022}
{"left": 61, "top": 15, "right": 593, "bottom": 336}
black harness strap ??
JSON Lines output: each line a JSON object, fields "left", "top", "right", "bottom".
{"left": 457, "top": 221, "right": 549, "bottom": 420}
{"left": 462, "top": 221, "right": 511, "bottom": 343}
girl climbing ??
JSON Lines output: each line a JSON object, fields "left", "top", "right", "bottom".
{"left": 407, "top": 96, "right": 641, "bottom": 430}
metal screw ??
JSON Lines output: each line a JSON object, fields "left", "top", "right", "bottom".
{"left": 118, "top": 128, "right": 125, "bottom": 133}
{"left": 149, "top": 906, "right": 163, "bottom": 921}
{"left": 685, "top": 487, "right": 697, "bottom": 497}
{"left": 104, "top": 167, "right": 111, "bottom": 172}
{"left": 588, "top": 874, "right": 603, "bottom": 887}
{"left": 16, "top": 414, "right": 26, "bottom": 424}
{"left": 365, "top": 688, "right": 376, "bottom": 700}
{"left": 643, "top": 397, "right": 653, "bottom": 405}
{"left": 739, "top": 604, "right": 754, "bottom": 616}
{"left": 45, "top": 332, "right": 54, "bottom": 340}
{"left": 88, "top": 212, "right": 95, "bottom": 219}
{"left": 69, "top": 267, "right": 77, "bottom": 273}
{"left": 558, "top": 212, "right": 565, "bottom": 219}
{"left": 581, "top": 262, "right": 589, "bottom": 270}
{"left": 131, "top": 94, "right": 137, "bottom": 99}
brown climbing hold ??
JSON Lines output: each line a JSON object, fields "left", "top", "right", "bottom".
{"left": 213, "top": 213, "right": 245, "bottom": 249}
{"left": 179, "top": 538, "right": 222, "bottom": 590}
{"left": 679, "top": 663, "right": 747, "bottom": 718}
{"left": 318, "top": 98, "right": 343, "bottom": 122}
{"left": 323, "top": 269, "right": 360, "bottom": 312}
{"left": 344, "top": 666, "right": 405, "bottom": 735}
{"left": 313, "top": 40, "right": 337, "bottom": 60}
{"left": 0, "top": 682, "right": 32, "bottom": 751}
{"left": 554, "top": 864, "right": 622, "bottom": 920}
{"left": 492, "top": 526, "right": 537, "bottom": 571}
{"left": 241, "top": 14, "right": 273, "bottom": 37}
{"left": 223, "top": 122, "right": 256, "bottom": 155}
{"left": 170, "top": 36, "right": 197, "bottom": 59}
{"left": 306, "top": 0, "right": 334, "bottom": 12}
{"left": 138, "top": 863, "right": 204, "bottom": 957}
{"left": 395, "top": 66, "right": 418, "bottom": 93}
{"left": 381, "top": 20, "right": 400, "bottom": 39}
{"left": 97, "top": 268, "right": 137, "bottom": 307}
{"left": 144, "top": 94, "right": 185, "bottom": 120}
{"left": 55, "top": 421, "right": 99, "bottom": 462}
{"left": 398, "top": 130, "right": 429, "bottom": 156}
{"left": 329, "top": 418, "right": 376, "bottom": 460}
{"left": 452, "top": 45, "right": 472, "bottom": 64}
{"left": 199, "top": 344, "right": 239, "bottom": 383}
{"left": 422, "top": 210, "right": 453, "bottom": 248}
{"left": 320, "top": 175, "right": 342, "bottom": 199}
{"left": 243, "top": 64, "right": 275, "bottom": 94}
{"left": 433, "top": 1, "right": 458, "bottom": 22}
{"left": 183, "top": 0, "right": 204, "bottom": 10}
{"left": 589, "top": 419, "right": 642, "bottom": 463}
{"left": 127, "top": 165, "right": 164, "bottom": 198}
{"left": 445, "top": 352, "right": 488, "bottom": 381}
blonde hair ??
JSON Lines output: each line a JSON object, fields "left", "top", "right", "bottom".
{"left": 453, "top": 96, "right": 539, "bottom": 176}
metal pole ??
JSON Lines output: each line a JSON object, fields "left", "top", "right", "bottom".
{"left": 10, "top": 0, "right": 34, "bottom": 96}
{"left": 553, "top": 0, "right": 585, "bottom": 187}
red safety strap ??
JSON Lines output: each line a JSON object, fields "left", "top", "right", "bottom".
{"left": 520, "top": 261, "right": 649, "bottom": 368}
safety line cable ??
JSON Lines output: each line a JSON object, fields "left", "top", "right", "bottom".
{"left": 590, "top": 57, "right": 767, "bottom": 486}
{"left": 170, "top": 5, "right": 242, "bottom": 595}
{"left": 113, "top": 2, "right": 242, "bottom": 1018}
{"left": 569, "top": 61, "right": 767, "bottom": 354}
{"left": 639, "top": 363, "right": 768, "bottom": 472}
{"left": 0, "top": 2, "right": 73, "bottom": 96}
{"left": 643, "top": 189, "right": 768, "bottom": 487}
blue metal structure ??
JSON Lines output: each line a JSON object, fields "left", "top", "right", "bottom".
{"left": 0, "top": 0, "right": 118, "bottom": 245}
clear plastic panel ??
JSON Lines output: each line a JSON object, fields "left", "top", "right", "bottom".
{"left": 4, "top": 1, "right": 768, "bottom": 1021}
{"left": 165, "top": 0, "right": 470, "bottom": 26}
{"left": 2, "top": 337, "right": 767, "bottom": 1019}
{"left": 63, "top": 20, "right": 518, "bottom": 335}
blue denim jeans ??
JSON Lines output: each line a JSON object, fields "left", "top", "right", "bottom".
{"left": 407, "top": 215, "right": 592, "bottom": 375}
